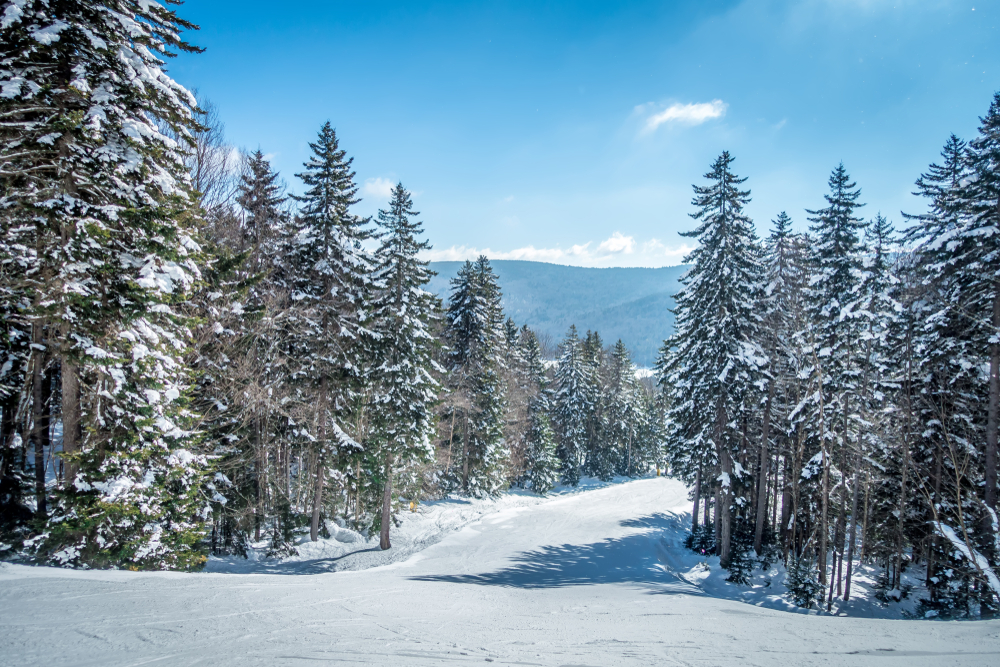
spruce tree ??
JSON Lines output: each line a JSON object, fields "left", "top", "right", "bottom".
{"left": 444, "top": 257, "right": 508, "bottom": 496}
{"left": 517, "top": 328, "right": 559, "bottom": 494}
{"left": 605, "top": 340, "right": 641, "bottom": 478}
{"left": 282, "top": 122, "right": 371, "bottom": 541}
{"left": 553, "top": 326, "right": 590, "bottom": 486}
{"left": 1, "top": 0, "right": 212, "bottom": 569}
{"left": 368, "top": 183, "right": 440, "bottom": 549}
{"left": 800, "top": 163, "right": 867, "bottom": 585}
{"left": 660, "top": 151, "right": 764, "bottom": 566}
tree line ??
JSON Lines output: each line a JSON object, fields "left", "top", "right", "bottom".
{"left": 0, "top": 1, "right": 661, "bottom": 569}
{"left": 659, "top": 94, "right": 1000, "bottom": 617}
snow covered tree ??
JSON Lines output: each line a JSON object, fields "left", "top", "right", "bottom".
{"left": 444, "top": 257, "right": 508, "bottom": 496}
{"left": 961, "top": 94, "right": 1000, "bottom": 542}
{"left": 518, "top": 327, "right": 559, "bottom": 494}
{"left": 281, "top": 122, "right": 370, "bottom": 541}
{"left": 786, "top": 556, "right": 824, "bottom": 608}
{"left": 753, "top": 212, "right": 808, "bottom": 554}
{"left": 659, "top": 151, "right": 764, "bottom": 566}
{"left": 553, "top": 326, "right": 591, "bottom": 486}
{"left": 605, "top": 340, "right": 641, "bottom": 478}
{"left": 1, "top": 0, "right": 214, "bottom": 569}
{"left": 367, "top": 183, "right": 440, "bottom": 549}
{"left": 799, "top": 163, "right": 867, "bottom": 585}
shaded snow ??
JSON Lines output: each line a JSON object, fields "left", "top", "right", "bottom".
{"left": 2, "top": 477, "right": 998, "bottom": 666}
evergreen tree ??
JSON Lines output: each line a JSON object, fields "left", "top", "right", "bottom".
{"left": 659, "top": 151, "right": 764, "bottom": 566}
{"left": 368, "top": 183, "right": 440, "bottom": 549}
{"left": 786, "top": 556, "right": 824, "bottom": 608}
{"left": 961, "top": 94, "right": 1000, "bottom": 542}
{"left": 1, "top": 0, "right": 211, "bottom": 569}
{"left": 605, "top": 340, "right": 641, "bottom": 478}
{"left": 444, "top": 257, "right": 508, "bottom": 496}
{"left": 518, "top": 329, "right": 559, "bottom": 493}
{"left": 554, "top": 326, "right": 590, "bottom": 486}
{"left": 282, "top": 122, "right": 371, "bottom": 540}
{"left": 799, "top": 163, "right": 867, "bottom": 586}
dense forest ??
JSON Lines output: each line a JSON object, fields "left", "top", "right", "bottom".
{"left": 659, "top": 109, "right": 1000, "bottom": 617}
{"left": 2, "top": 1, "right": 1000, "bottom": 621}
{"left": 0, "top": 1, "right": 660, "bottom": 569}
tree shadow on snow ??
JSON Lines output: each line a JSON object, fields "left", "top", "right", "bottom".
{"left": 410, "top": 512, "right": 699, "bottom": 591}
{"left": 217, "top": 547, "right": 386, "bottom": 575}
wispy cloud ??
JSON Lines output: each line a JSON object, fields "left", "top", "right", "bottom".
{"left": 643, "top": 99, "right": 728, "bottom": 132}
{"left": 421, "top": 234, "right": 692, "bottom": 268}
{"left": 362, "top": 177, "right": 395, "bottom": 198}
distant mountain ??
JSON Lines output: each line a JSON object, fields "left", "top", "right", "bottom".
{"left": 426, "top": 260, "right": 688, "bottom": 367}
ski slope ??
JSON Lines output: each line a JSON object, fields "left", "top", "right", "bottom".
{"left": 2, "top": 477, "right": 998, "bottom": 666}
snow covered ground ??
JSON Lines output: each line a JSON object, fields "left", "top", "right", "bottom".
{"left": 2, "top": 477, "right": 999, "bottom": 666}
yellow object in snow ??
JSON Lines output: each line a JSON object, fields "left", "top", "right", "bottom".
{"left": 409, "top": 500, "right": 418, "bottom": 512}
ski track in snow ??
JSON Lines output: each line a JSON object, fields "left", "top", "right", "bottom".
{"left": 2, "top": 477, "right": 999, "bottom": 666}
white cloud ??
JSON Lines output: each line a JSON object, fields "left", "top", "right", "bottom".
{"left": 644, "top": 99, "right": 727, "bottom": 132}
{"left": 597, "top": 232, "right": 635, "bottom": 255}
{"left": 362, "top": 177, "right": 395, "bottom": 198}
{"left": 421, "top": 234, "right": 692, "bottom": 268}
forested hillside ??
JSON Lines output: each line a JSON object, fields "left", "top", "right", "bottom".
{"left": 427, "top": 261, "right": 685, "bottom": 366}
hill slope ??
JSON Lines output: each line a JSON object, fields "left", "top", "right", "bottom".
{"left": 427, "top": 260, "right": 687, "bottom": 366}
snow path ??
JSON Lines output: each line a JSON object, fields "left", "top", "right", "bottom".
{"left": 2, "top": 478, "right": 999, "bottom": 666}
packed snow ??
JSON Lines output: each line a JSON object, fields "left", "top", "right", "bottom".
{"left": 2, "top": 477, "right": 999, "bottom": 666}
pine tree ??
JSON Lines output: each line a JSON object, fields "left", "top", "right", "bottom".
{"left": 282, "top": 122, "right": 371, "bottom": 541}
{"left": 554, "top": 326, "right": 590, "bottom": 486}
{"left": 961, "top": 94, "right": 1000, "bottom": 543}
{"left": 444, "top": 257, "right": 508, "bottom": 496}
{"left": 799, "top": 163, "right": 867, "bottom": 587}
{"left": 1, "top": 0, "right": 212, "bottom": 569}
{"left": 518, "top": 328, "right": 559, "bottom": 494}
{"left": 368, "top": 183, "right": 440, "bottom": 549}
{"left": 660, "top": 151, "right": 764, "bottom": 566}
{"left": 786, "top": 555, "right": 824, "bottom": 608}
{"left": 605, "top": 340, "right": 641, "bottom": 478}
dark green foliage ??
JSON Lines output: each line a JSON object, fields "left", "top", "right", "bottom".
{"left": 785, "top": 556, "right": 824, "bottom": 609}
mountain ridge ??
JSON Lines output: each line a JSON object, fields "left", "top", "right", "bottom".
{"left": 426, "top": 260, "right": 687, "bottom": 366}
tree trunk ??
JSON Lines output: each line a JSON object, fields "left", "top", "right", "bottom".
{"left": 984, "top": 285, "right": 1000, "bottom": 536}
{"left": 692, "top": 468, "right": 702, "bottom": 531}
{"left": 754, "top": 383, "right": 774, "bottom": 554}
{"left": 61, "top": 355, "right": 80, "bottom": 485}
{"left": 31, "top": 325, "right": 47, "bottom": 518}
{"left": 844, "top": 454, "right": 861, "bottom": 601}
{"left": 0, "top": 395, "right": 15, "bottom": 483}
{"left": 781, "top": 450, "right": 793, "bottom": 560}
{"left": 310, "top": 376, "right": 329, "bottom": 542}
{"left": 714, "top": 396, "right": 732, "bottom": 565}
{"left": 254, "top": 418, "right": 263, "bottom": 542}
{"left": 462, "top": 409, "right": 470, "bottom": 493}
{"left": 379, "top": 454, "right": 394, "bottom": 550}
{"left": 835, "top": 483, "right": 847, "bottom": 598}
{"left": 719, "top": 449, "right": 733, "bottom": 565}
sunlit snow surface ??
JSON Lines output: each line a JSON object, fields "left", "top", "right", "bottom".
{"left": 2, "top": 477, "right": 999, "bottom": 665}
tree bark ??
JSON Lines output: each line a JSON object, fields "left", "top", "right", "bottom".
{"left": 31, "top": 324, "right": 47, "bottom": 518}
{"left": 984, "top": 285, "right": 1000, "bottom": 532}
{"left": 719, "top": 450, "right": 733, "bottom": 565}
{"left": 754, "top": 382, "right": 774, "bottom": 554}
{"left": 844, "top": 454, "right": 861, "bottom": 601}
{"left": 61, "top": 355, "right": 80, "bottom": 485}
{"left": 714, "top": 395, "right": 732, "bottom": 565}
{"left": 379, "top": 453, "right": 394, "bottom": 550}
{"left": 310, "top": 375, "right": 329, "bottom": 542}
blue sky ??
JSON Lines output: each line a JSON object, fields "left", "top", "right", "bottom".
{"left": 170, "top": 0, "right": 998, "bottom": 267}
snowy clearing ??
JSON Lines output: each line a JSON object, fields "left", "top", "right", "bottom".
{"left": 2, "top": 477, "right": 999, "bottom": 666}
